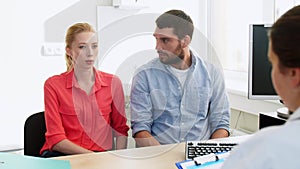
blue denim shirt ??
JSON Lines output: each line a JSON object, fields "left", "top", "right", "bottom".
{"left": 130, "top": 53, "right": 230, "bottom": 144}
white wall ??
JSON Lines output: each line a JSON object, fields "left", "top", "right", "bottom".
{"left": 0, "top": 0, "right": 111, "bottom": 148}
{"left": 96, "top": 0, "right": 206, "bottom": 96}
{"left": 1, "top": 0, "right": 298, "bottom": 149}
{"left": 0, "top": 0, "right": 205, "bottom": 149}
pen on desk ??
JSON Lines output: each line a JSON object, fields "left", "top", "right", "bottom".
{"left": 194, "top": 152, "right": 231, "bottom": 165}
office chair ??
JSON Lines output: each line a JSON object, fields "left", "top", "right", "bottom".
{"left": 24, "top": 111, "right": 46, "bottom": 157}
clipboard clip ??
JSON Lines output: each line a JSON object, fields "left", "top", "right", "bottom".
{"left": 193, "top": 151, "right": 231, "bottom": 166}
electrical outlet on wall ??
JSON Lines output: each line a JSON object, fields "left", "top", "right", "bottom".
{"left": 112, "top": 0, "right": 121, "bottom": 7}
{"left": 41, "top": 43, "right": 64, "bottom": 56}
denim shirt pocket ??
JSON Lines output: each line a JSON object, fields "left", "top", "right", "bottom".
{"left": 184, "top": 86, "right": 210, "bottom": 119}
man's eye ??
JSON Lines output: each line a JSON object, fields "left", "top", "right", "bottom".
{"left": 92, "top": 44, "right": 98, "bottom": 49}
{"left": 161, "top": 38, "right": 169, "bottom": 43}
{"left": 79, "top": 46, "right": 86, "bottom": 49}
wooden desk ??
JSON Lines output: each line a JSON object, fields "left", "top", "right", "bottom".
{"left": 55, "top": 135, "right": 250, "bottom": 169}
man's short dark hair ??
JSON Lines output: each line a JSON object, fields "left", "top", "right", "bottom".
{"left": 155, "top": 9, "right": 194, "bottom": 40}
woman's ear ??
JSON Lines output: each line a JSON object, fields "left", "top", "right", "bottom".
{"left": 66, "top": 47, "right": 72, "bottom": 58}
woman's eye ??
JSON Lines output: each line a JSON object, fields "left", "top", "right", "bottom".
{"left": 79, "top": 46, "right": 86, "bottom": 49}
{"left": 92, "top": 44, "right": 98, "bottom": 49}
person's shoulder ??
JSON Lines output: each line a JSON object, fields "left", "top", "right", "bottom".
{"left": 194, "top": 55, "right": 218, "bottom": 69}
{"left": 258, "top": 122, "right": 300, "bottom": 143}
{"left": 231, "top": 126, "right": 294, "bottom": 164}
{"left": 139, "top": 58, "right": 160, "bottom": 68}
{"left": 45, "top": 71, "right": 69, "bottom": 84}
{"left": 135, "top": 58, "right": 165, "bottom": 74}
{"left": 192, "top": 55, "right": 223, "bottom": 79}
{"left": 96, "top": 70, "right": 121, "bottom": 83}
{"left": 96, "top": 70, "right": 113, "bottom": 78}
{"left": 240, "top": 125, "right": 287, "bottom": 148}
{"left": 256, "top": 125, "right": 286, "bottom": 137}
{"left": 222, "top": 133, "right": 275, "bottom": 169}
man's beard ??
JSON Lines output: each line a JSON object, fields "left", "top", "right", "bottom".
{"left": 158, "top": 43, "right": 185, "bottom": 65}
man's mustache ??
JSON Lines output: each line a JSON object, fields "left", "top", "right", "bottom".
{"left": 157, "top": 50, "right": 173, "bottom": 56}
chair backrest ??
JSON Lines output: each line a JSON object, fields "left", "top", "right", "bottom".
{"left": 24, "top": 111, "right": 46, "bottom": 157}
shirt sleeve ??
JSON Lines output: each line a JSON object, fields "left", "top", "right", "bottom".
{"left": 130, "top": 70, "right": 154, "bottom": 136}
{"left": 110, "top": 76, "right": 129, "bottom": 137}
{"left": 43, "top": 78, "right": 67, "bottom": 150}
{"left": 207, "top": 65, "right": 231, "bottom": 134}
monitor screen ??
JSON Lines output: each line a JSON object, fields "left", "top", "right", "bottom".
{"left": 248, "top": 24, "right": 280, "bottom": 100}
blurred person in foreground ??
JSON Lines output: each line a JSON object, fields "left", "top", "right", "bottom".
{"left": 222, "top": 5, "right": 300, "bottom": 169}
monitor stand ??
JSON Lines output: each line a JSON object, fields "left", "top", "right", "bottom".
{"left": 277, "top": 107, "right": 290, "bottom": 119}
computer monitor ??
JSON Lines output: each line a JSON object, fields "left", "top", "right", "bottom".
{"left": 248, "top": 24, "right": 279, "bottom": 100}
{"left": 248, "top": 24, "right": 290, "bottom": 118}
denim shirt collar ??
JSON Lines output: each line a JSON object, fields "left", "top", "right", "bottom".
{"left": 162, "top": 50, "right": 197, "bottom": 74}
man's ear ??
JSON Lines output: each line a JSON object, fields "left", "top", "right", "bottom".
{"left": 290, "top": 68, "right": 300, "bottom": 87}
{"left": 181, "top": 35, "right": 191, "bottom": 48}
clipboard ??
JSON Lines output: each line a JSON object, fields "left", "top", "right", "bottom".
{"left": 175, "top": 152, "right": 230, "bottom": 169}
